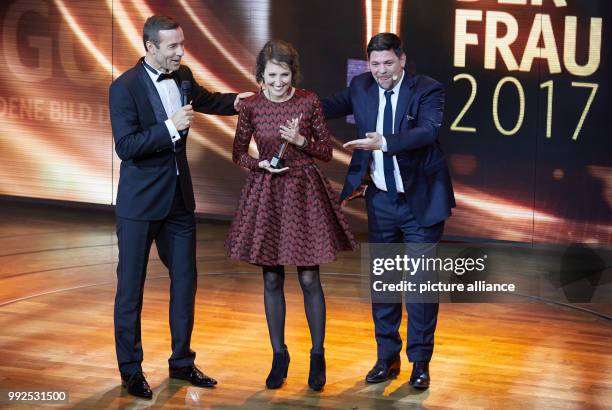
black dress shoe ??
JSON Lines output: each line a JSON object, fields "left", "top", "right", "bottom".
{"left": 169, "top": 365, "right": 217, "bottom": 387}
{"left": 266, "top": 346, "right": 290, "bottom": 389}
{"left": 308, "top": 350, "right": 326, "bottom": 391}
{"left": 409, "top": 361, "right": 430, "bottom": 390}
{"left": 121, "top": 371, "right": 153, "bottom": 399}
{"left": 365, "top": 356, "right": 401, "bottom": 384}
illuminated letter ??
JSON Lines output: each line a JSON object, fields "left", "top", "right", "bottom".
{"left": 502, "top": 0, "right": 567, "bottom": 5}
{"left": 58, "top": 17, "right": 110, "bottom": 87}
{"left": 520, "top": 14, "right": 561, "bottom": 73}
{"left": 564, "top": 16, "right": 602, "bottom": 77}
{"left": 540, "top": 80, "right": 554, "bottom": 138}
{"left": 530, "top": 0, "right": 567, "bottom": 6}
{"left": 485, "top": 11, "right": 519, "bottom": 71}
{"left": 571, "top": 82, "right": 598, "bottom": 140}
{"left": 454, "top": 9, "right": 482, "bottom": 68}
{"left": 450, "top": 73, "right": 478, "bottom": 132}
{"left": 493, "top": 77, "right": 525, "bottom": 136}
{"left": 3, "top": 1, "right": 52, "bottom": 82}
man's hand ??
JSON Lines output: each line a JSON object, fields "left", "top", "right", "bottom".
{"left": 258, "top": 160, "right": 289, "bottom": 174}
{"left": 171, "top": 104, "right": 194, "bottom": 131}
{"left": 343, "top": 132, "right": 383, "bottom": 151}
{"left": 234, "top": 92, "right": 255, "bottom": 111}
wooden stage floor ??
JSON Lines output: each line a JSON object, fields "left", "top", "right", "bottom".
{"left": 0, "top": 201, "right": 610, "bottom": 409}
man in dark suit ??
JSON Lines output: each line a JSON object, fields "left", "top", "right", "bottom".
{"left": 322, "top": 33, "right": 455, "bottom": 390}
{"left": 109, "top": 15, "right": 251, "bottom": 399}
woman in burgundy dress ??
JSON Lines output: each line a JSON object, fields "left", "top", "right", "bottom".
{"left": 225, "top": 40, "right": 357, "bottom": 391}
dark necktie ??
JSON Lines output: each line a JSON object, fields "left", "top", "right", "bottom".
{"left": 383, "top": 90, "right": 397, "bottom": 200}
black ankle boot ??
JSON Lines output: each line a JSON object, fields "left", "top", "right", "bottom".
{"left": 308, "top": 349, "right": 326, "bottom": 391}
{"left": 266, "top": 346, "right": 290, "bottom": 389}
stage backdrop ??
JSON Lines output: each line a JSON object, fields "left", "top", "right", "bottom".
{"left": 0, "top": 0, "right": 609, "bottom": 244}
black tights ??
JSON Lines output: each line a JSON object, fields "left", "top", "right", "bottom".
{"left": 262, "top": 265, "right": 326, "bottom": 354}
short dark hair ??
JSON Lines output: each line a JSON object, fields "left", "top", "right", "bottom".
{"left": 366, "top": 32, "right": 403, "bottom": 58}
{"left": 143, "top": 15, "right": 179, "bottom": 52}
{"left": 255, "top": 40, "right": 302, "bottom": 86}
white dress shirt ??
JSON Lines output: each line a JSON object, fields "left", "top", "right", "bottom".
{"left": 143, "top": 59, "right": 183, "bottom": 175}
{"left": 142, "top": 59, "right": 182, "bottom": 144}
{"left": 370, "top": 71, "right": 406, "bottom": 193}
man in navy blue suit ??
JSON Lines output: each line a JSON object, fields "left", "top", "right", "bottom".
{"left": 322, "top": 33, "right": 455, "bottom": 389}
{"left": 109, "top": 15, "right": 251, "bottom": 398}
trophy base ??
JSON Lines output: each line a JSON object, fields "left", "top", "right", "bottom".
{"left": 270, "top": 156, "right": 284, "bottom": 169}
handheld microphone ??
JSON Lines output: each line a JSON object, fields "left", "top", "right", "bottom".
{"left": 180, "top": 81, "right": 191, "bottom": 137}
{"left": 181, "top": 80, "right": 191, "bottom": 107}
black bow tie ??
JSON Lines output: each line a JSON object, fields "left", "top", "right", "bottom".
{"left": 157, "top": 72, "right": 177, "bottom": 82}
{"left": 142, "top": 60, "right": 178, "bottom": 83}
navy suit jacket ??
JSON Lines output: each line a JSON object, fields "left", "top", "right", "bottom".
{"left": 109, "top": 58, "right": 237, "bottom": 220}
{"left": 322, "top": 70, "right": 455, "bottom": 227}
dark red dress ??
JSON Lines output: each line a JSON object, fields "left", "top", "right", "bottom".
{"left": 225, "top": 89, "right": 357, "bottom": 266}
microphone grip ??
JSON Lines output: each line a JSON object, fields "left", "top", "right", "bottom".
{"left": 180, "top": 81, "right": 192, "bottom": 137}
{"left": 181, "top": 80, "right": 192, "bottom": 107}
{"left": 179, "top": 96, "right": 189, "bottom": 137}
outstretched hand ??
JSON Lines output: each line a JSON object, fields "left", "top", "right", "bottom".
{"left": 343, "top": 132, "right": 383, "bottom": 151}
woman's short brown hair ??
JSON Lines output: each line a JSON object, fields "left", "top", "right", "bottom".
{"left": 255, "top": 40, "right": 302, "bottom": 86}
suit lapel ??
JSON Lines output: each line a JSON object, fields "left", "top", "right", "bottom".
{"left": 342, "top": 81, "right": 379, "bottom": 199}
{"left": 136, "top": 58, "right": 168, "bottom": 123}
{"left": 174, "top": 68, "right": 186, "bottom": 97}
{"left": 360, "top": 81, "right": 379, "bottom": 171}
{"left": 394, "top": 70, "right": 415, "bottom": 132}
{"left": 365, "top": 81, "right": 379, "bottom": 133}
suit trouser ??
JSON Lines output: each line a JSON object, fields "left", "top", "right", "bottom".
{"left": 114, "top": 181, "right": 197, "bottom": 376}
{"left": 365, "top": 185, "right": 444, "bottom": 362}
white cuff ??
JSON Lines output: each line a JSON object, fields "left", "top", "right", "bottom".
{"left": 165, "top": 119, "right": 181, "bottom": 143}
{"left": 381, "top": 136, "right": 388, "bottom": 152}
